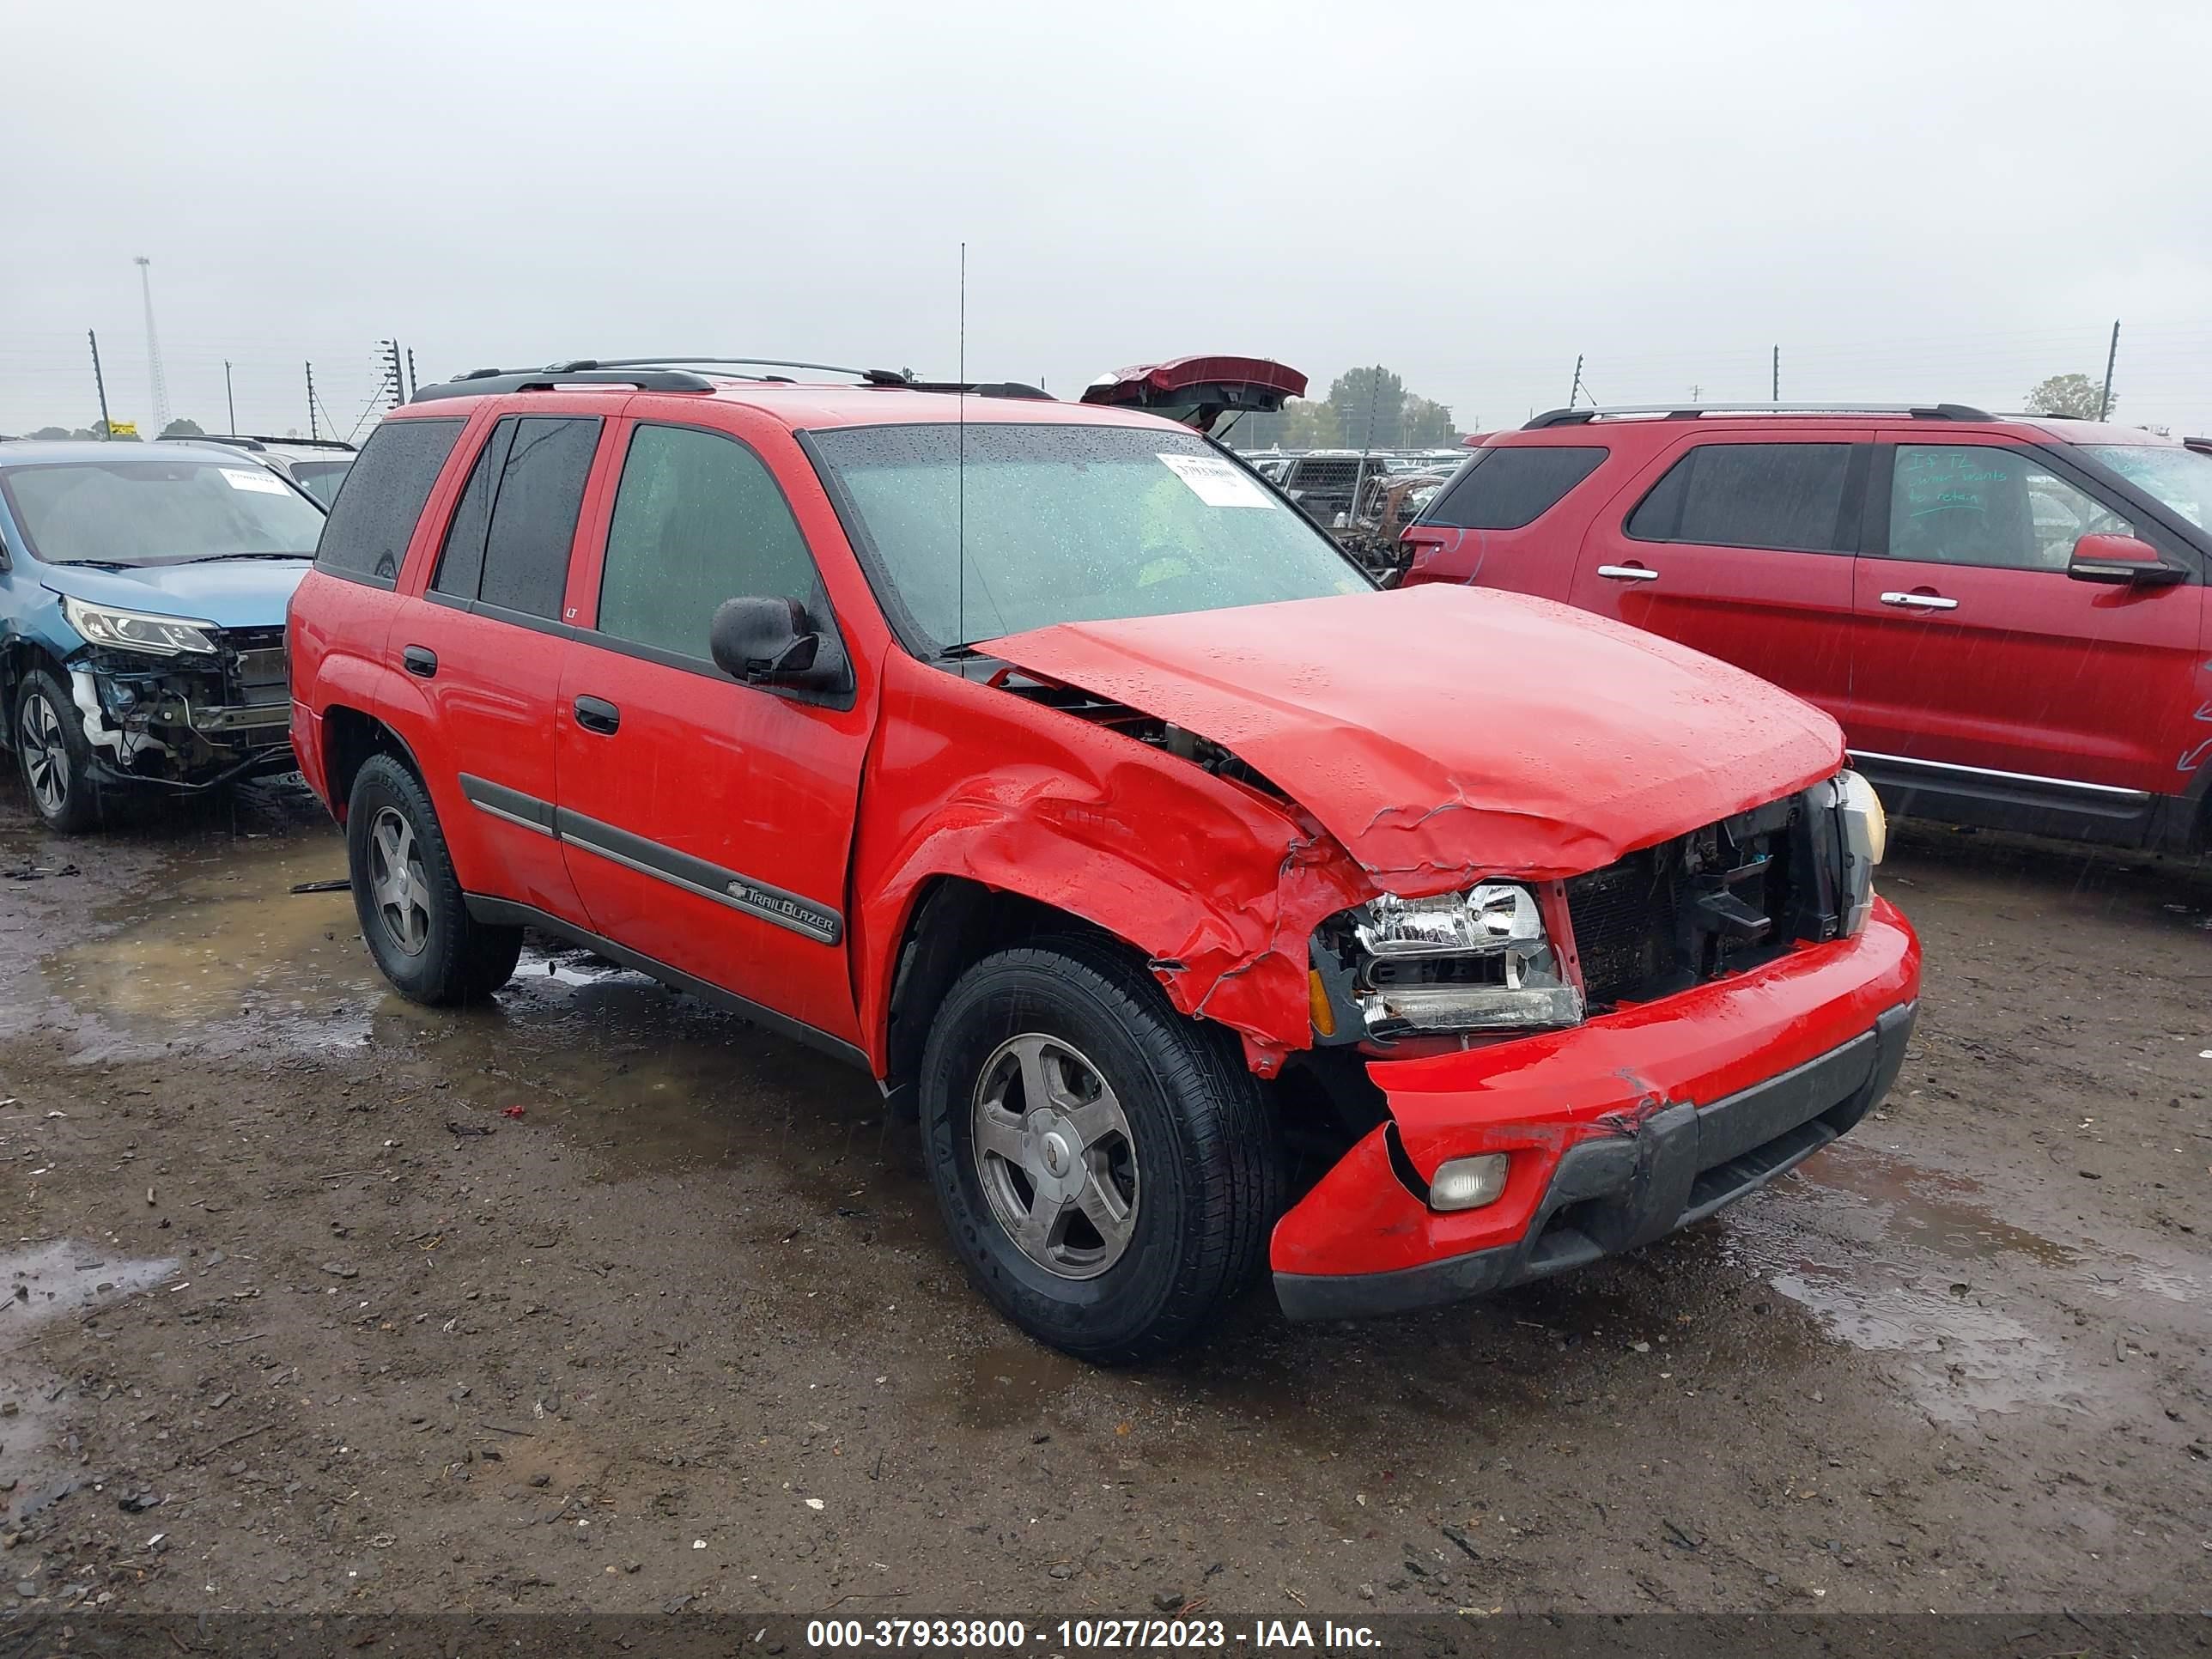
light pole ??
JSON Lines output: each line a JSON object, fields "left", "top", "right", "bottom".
{"left": 134, "top": 256, "right": 172, "bottom": 436}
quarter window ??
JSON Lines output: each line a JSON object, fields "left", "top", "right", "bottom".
{"left": 1421, "top": 446, "right": 1607, "bottom": 531}
{"left": 596, "top": 424, "right": 824, "bottom": 660}
{"left": 1889, "top": 445, "right": 2132, "bottom": 571}
{"left": 313, "top": 418, "right": 463, "bottom": 584}
{"left": 1627, "top": 442, "right": 1854, "bottom": 553}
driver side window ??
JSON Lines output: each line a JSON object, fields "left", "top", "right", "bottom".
{"left": 1889, "top": 445, "right": 2131, "bottom": 572}
{"left": 596, "top": 423, "right": 826, "bottom": 662}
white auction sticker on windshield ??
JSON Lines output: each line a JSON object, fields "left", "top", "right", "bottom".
{"left": 220, "top": 467, "right": 290, "bottom": 495}
{"left": 1157, "top": 453, "right": 1276, "bottom": 508}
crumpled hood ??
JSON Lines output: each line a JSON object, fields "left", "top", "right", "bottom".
{"left": 986, "top": 586, "right": 1844, "bottom": 887}
{"left": 41, "top": 557, "right": 310, "bottom": 630}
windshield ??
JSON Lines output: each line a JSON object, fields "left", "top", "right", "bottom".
{"left": 2080, "top": 444, "right": 2212, "bottom": 536}
{"left": 289, "top": 459, "right": 355, "bottom": 508}
{"left": 811, "top": 422, "right": 1370, "bottom": 651}
{"left": 0, "top": 457, "right": 325, "bottom": 566}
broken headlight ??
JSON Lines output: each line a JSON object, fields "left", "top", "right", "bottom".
{"left": 1328, "top": 882, "right": 1584, "bottom": 1039}
{"left": 62, "top": 594, "right": 218, "bottom": 657}
{"left": 1834, "top": 769, "right": 1885, "bottom": 936}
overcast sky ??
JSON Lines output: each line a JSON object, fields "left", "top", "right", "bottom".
{"left": 6, "top": 1, "right": 2209, "bottom": 440}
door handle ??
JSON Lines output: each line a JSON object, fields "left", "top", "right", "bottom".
{"left": 573, "top": 695, "right": 621, "bottom": 736}
{"left": 1880, "top": 591, "right": 1960, "bottom": 611}
{"left": 1595, "top": 563, "right": 1660, "bottom": 582}
{"left": 401, "top": 645, "right": 437, "bottom": 678}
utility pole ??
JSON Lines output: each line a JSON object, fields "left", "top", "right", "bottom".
{"left": 2099, "top": 319, "right": 2120, "bottom": 421}
{"left": 1569, "top": 354, "right": 1584, "bottom": 407}
{"left": 305, "top": 362, "right": 319, "bottom": 441}
{"left": 405, "top": 349, "right": 417, "bottom": 401}
{"left": 134, "top": 256, "right": 172, "bottom": 436}
{"left": 380, "top": 340, "right": 405, "bottom": 410}
{"left": 88, "top": 330, "right": 112, "bottom": 439}
{"left": 1771, "top": 344, "right": 1780, "bottom": 402}
{"left": 224, "top": 362, "right": 236, "bottom": 434}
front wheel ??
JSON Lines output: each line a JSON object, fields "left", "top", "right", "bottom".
{"left": 346, "top": 754, "right": 522, "bottom": 1004}
{"left": 918, "top": 935, "right": 1283, "bottom": 1364}
{"left": 14, "top": 667, "right": 100, "bottom": 834}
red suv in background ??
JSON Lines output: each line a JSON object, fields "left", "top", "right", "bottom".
{"left": 288, "top": 360, "right": 1913, "bottom": 1362}
{"left": 1401, "top": 404, "right": 2212, "bottom": 851}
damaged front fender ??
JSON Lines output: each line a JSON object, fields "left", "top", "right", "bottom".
{"left": 852, "top": 651, "right": 1376, "bottom": 1074}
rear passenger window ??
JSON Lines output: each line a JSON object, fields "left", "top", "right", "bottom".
{"left": 595, "top": 424, "right": 824, "bottom": 662}
{"left": 313, "top": 418, "right": 463, "bottom": 585}
{"left": 1627, "top": 442, "right": 1854, "bottom": 552}
{"left": 430, "top": 424, "right": 506, "bottom": 603}
{"left": 458, "top": 416, "right": 601, "bottom": 619}
{"left": 1421, "top": 447, "right": 1607, "bottom": 530}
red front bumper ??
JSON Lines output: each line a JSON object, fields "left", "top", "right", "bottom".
{"left": 1272, "top": 897, "right": 1921, "bottom": 1317}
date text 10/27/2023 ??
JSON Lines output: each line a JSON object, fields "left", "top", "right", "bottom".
{"left": 805, "top": 1620, "right": 1382, "bottom": 1651}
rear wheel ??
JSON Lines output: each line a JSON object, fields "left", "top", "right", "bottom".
{"left": 918, "top": 935, "right": 1282, "bottom": 1364}
{"left": 347, "top": 754, "right": 521, "bottom": 1004}
{"left": 14, "top": 667, "right": 100, "bottom": 834}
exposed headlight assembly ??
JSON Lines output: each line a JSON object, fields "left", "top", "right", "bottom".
{"left": 1833, "top": 769, "right": 1885, "bottom": 936}
{"left": 61, "top": 594, "right": 218, "bottom": 657}
{"left": 1336, "top": 881, "right": 1583, "bottom": 1038}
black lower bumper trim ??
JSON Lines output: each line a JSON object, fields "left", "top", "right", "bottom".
{"left": 1275, "top": 999, "right": 1918, "bottom": 1321}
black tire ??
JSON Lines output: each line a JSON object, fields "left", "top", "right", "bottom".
{"left": 13, "top": 666, "right": 101, "bottom": 834}
{"left": 918, "top": 934, "right": 1284, "bottom": 1364}
{"left": 346, "top": 753, "right": 521, "bottom": 1004}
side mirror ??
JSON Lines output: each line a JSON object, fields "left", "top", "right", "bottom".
{"left": 709, "top": 596, "right": 842, "bottom": 690}
{"left": 2068, "top": 532, "right": 2186, "bottom": 587}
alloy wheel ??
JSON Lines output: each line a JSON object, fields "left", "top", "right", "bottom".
{"left": 970, "top": 1032, "right": 1139, "bottom": 1280}
{"left": 367, "top": 805, "right": 432, "bottom": 957}
{"left": 18, "top": 690, "right": 70, "bottom": 819}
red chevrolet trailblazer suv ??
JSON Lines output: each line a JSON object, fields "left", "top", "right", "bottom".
{"left": 289, "top": 356, "right": 1917, "bottom": 1362}
{"left": 1400, "top": 403, "right": 2212, "bottom": 851}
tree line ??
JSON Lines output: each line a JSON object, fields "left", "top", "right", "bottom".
{"left": 21, "top": 417, "right": 208, "bottom": 441}
{"left": 1226, "top": 366, "right": 1462, "bottom": 451}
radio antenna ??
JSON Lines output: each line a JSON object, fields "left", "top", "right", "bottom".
{"left": 957, "top": 240, "right": 967, "bottom": 655}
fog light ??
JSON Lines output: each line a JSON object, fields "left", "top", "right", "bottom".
{"left": 1431, "top": 1152, "right": 1510, "bottom": 1212}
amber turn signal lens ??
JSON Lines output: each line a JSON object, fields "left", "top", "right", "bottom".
{"left": 1308, "top": 969, "right": 1336, "bottom": 1038}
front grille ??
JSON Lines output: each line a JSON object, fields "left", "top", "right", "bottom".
{"left": 1566, "top": 802, "right": 1809, "bottom": 1012}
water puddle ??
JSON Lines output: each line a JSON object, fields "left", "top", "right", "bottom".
{"left": 1799, "top": 1145, "right": 2081, "bottom": 1269}
{"left": 1, "top": 1242, "right": 179, "bottom": 1524}
{"left": 33, "top": 824, "right": 380, "bottom": 1058}
{"left": 1724, "top": 1142, "right": 2203, "bottom": 1425}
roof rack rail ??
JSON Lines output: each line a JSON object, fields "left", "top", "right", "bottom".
{"left": 412, "top": 365, "right": 720, "bottom": 402}
{"left": 562, "top": 356, "right": 877, "bottom": 380}
{"left": 411, "top": 356, "right": 914, "bottom": 404}
{"left": 1522, "top": 401, "right": 1995, "bottom": 429}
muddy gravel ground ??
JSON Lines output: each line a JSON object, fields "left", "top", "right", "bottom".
{"left": 0, "top": 777, "right": 2206, "bottom": 1624}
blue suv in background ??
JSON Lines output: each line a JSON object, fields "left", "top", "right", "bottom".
{"left": 0, "top": 441, "right": 326, "bottom": 831}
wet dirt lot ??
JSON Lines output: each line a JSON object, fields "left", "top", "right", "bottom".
{"left": 0, "top": 780, "right": 2206, "bottom": 1620}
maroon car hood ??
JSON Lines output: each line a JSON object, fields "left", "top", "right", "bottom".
{"left": 986, "top": 586, "right": 1844, "bottom": 887}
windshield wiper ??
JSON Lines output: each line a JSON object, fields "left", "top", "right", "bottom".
{"left": 172, "top": 551, "right": 313, "bottom": 563}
